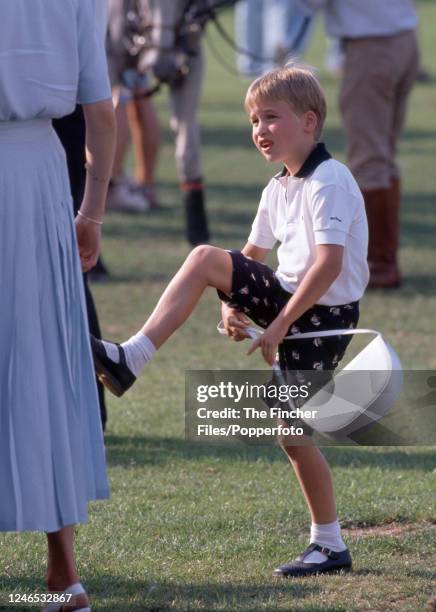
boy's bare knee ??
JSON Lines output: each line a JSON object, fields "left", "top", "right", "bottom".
{"left": 191, "top": 244, "right": 214, "bottom": 257}
{"left": 189, "top": 244, "right": 216, "bottom": 266}
{"left": 189, "top": 245, "right": 227, "bottom": 269}
{"left": 186, "top": 246, "right": 231, "bottom": 292}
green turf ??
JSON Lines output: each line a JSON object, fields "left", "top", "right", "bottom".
{"left": 1, "top": 3, "right": 435, "bottom": 611}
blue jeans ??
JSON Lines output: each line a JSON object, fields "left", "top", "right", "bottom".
{"left": 235, "top": 0, "right": 314, "bottom": 76}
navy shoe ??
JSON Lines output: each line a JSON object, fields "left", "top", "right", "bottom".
{"left": 91, "top": 335, "right": 136, "bottom": 397}
{"left": 273, "top": 544, "right": 352, "bottom": 578}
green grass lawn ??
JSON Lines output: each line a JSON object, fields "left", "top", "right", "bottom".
{"left": 1, "top": 3, "right": 436, "bottom": 611}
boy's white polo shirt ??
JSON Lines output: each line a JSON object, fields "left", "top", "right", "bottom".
{"left": 248, "top": 143, "right": 369, "bottom": 306}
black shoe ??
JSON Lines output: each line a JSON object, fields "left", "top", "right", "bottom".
{"left": 90, "top": 335, "right": 136, "bottom": 397}
{"left": 273, "top": 544, "right": 352, "bottom": 578}
{"left": 184, "top": 187, "right": 210, "bottom": 246}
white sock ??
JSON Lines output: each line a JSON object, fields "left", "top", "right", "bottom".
{"left": 102, "top": 332, "right": 156, "bottom": 377}
{"left": 304, "top": 520, "right": 347, "bottom": 564}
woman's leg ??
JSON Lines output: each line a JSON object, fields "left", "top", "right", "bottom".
{"left": 142, "top": 245, "right": 233, "bottom": 348}
{"left": 111, "top": 97, "right": 131, "bottom": 180}
{"left": 127, "top": 96, "right": 160, "bottom": 187}
{"left": 46, "top": 526, "right": 89, "bottom": 610}
{"left": 108, "top": 94, "right": 150, "bottom": 213}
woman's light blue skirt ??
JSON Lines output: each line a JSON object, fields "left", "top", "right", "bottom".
{"left": 0, "top": 119, "right": 109, "bottom": 533}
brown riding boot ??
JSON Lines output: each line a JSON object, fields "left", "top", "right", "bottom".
{"left": 363, "top": 179, "right": 402, "bottom": 288}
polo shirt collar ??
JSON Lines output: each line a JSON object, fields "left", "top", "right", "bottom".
{"left": 275, "top": 142, "right": 332, "bottom": 183}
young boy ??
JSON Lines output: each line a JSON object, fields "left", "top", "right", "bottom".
{"left": 92, "top": 65, "right": 369, "bottom": 577}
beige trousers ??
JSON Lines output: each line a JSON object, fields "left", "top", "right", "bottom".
{"left": 339, "top": 30, "right": 419, "bottom": 190}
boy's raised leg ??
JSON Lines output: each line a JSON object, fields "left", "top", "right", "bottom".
{"left": 91, "top": 246, "right": 233, "bottom": 395}
{"left": 142, "top": 245, "right": 233, "bottom": 349}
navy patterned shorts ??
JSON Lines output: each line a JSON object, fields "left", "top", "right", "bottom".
{"left": 218, "top": 251, "right": 360, "bottom": 431}
{"left": 218, "top": 250, "right": 359, "bottom": 371}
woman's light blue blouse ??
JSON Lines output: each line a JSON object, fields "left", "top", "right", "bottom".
{"left": 0, "top": 0, "right": 111, "bottom": 121}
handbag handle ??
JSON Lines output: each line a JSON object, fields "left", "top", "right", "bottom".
{"left": 217, "top": 320, "right": 381, "bottom": 342}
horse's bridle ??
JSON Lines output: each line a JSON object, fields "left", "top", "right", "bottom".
{"left": 117, "top": 0, "right": 211, "bottom": 97}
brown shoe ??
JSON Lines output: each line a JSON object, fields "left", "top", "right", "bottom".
{"left": 363, "top": 178, "right": 402, "bottom": 289}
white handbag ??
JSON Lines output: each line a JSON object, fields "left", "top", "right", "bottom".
{"left": 218, "top": 323, "right": 403, "bottom": 439}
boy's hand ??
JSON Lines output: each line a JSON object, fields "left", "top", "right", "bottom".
{"left": 222, "top": 304, "right": 251, "bottom": 342}
{"left": 246, "top": 318, "right": 289, "bottom": 366}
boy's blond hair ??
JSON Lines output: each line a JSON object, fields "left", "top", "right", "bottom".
{"left": 245, "top": 64, "right": 327, "bottom": 140}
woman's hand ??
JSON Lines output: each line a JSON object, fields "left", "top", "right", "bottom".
{"left": 75, "top": 215, "right": 101, "bottom": 273}
{"left": 246, "top": 317, "right": 289, "bottom": 365}
{"left": 222, "top": 303, "right": 251, "bottom": 342}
